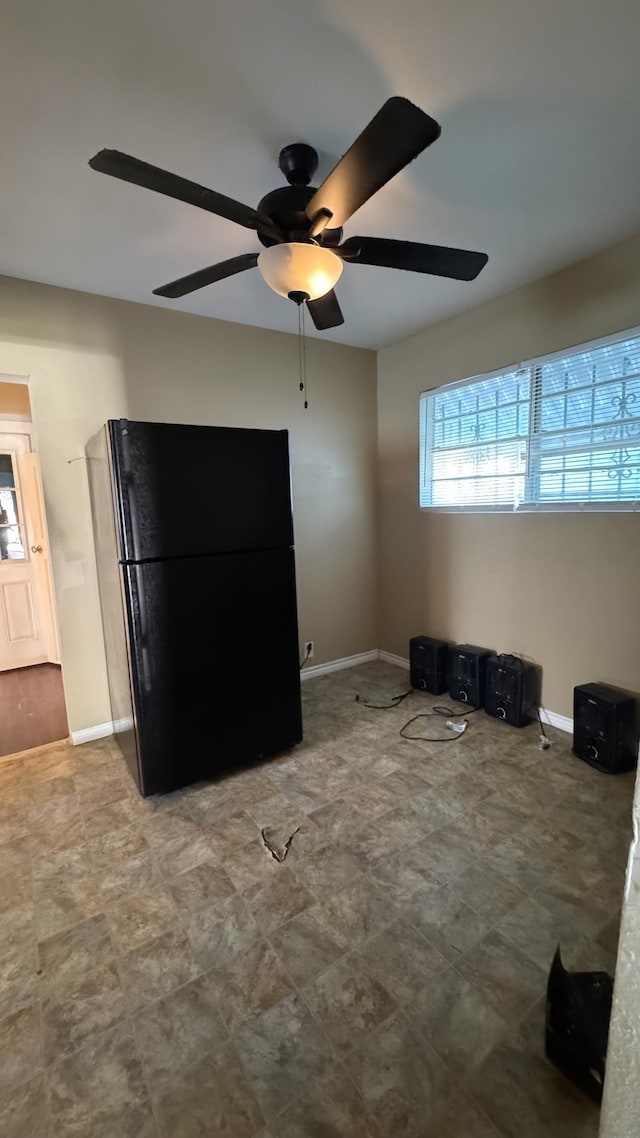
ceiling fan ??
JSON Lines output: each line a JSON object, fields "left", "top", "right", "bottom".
{"left": 89, "top": 97, "right": 488, "bottom": 331}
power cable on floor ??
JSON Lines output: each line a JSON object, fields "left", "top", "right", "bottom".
{"left": 356, "top": 687, "right": 481, "bottom": 742}
{"left": 399, "top": 704, "right": 480, "bottom": 742}
{"left": 355, "top": 690, "right": 414, "bottom": 709}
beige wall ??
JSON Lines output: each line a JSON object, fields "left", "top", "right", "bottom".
{"left": 0, "top": 275, "right": 377, "bottom": 734}
{"left": 378, "top": 234, "right": 640, "bottom": 718}
{"left": 0, "top": 380, "right": 31, "bottom": 420}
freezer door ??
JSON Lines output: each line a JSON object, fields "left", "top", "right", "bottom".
{"left": 124, "top": 548, "right": 302, "bottom": 795}
{"left": 109, "top": 420, "right": 293, "bottom": 562}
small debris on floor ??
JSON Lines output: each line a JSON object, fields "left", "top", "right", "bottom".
{"left": 261, "top": 826, "right": 300, "bottom": 863}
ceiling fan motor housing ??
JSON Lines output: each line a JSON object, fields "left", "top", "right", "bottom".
{"left": 257, "top": 184, "right": 342, "bottom": 248}
{"left": 255, "top": 143, "right": 341, "bottom": 248}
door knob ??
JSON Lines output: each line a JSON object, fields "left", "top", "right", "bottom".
{"left": 31, "top": 545, "right": 43, "bottom": 554}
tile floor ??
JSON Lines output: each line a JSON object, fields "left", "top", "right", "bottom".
{"left": 0, "top": 661, "right": 634, "bottom": 1137}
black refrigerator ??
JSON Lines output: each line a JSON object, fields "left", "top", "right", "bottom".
{"left": 86, "top": 419, "right": 302, "bottom": 796}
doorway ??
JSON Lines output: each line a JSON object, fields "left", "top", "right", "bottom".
{"left": 0, "top": 381, "right": 68, "bottom": 756}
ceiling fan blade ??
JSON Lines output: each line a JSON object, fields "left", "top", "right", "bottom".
{"left": 153, "top": 253, "right": 259, "bottom": 298}
{"left": 305, "top": 98, "right": 440, "bottom": 229}
{"left": 89, "top": 149, "right": 272, "bottom": 232}
{"left": 338, "top": 236, "right": 488, "bottom": 281}
{"left": 306, "top": 290, "right": 344, "bottom": 331}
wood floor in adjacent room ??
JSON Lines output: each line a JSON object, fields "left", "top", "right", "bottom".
{"left": 0, "top": 661, "right": 633, "bottom": 1137}
{"left": 0, "top": 663, "right": 69, "bottom": 757}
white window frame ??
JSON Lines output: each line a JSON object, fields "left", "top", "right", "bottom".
{"left": 419, "top": 326, "right": 640, "bottom": 514}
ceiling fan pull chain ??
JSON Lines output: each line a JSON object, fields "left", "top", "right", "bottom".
{"left": 297, "top": 304, "right": 304, "bottom": 402}
{"left": 302, "top": 303, "right": 308, "bottom": 410}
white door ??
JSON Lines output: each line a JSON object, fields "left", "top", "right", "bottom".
{"left": 0, "top": 430, "right": 52, "bottom": 671}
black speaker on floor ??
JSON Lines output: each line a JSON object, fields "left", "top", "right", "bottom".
{"left": 573, "top": 683, "right": 637, "bottom": 774}
{"left": 448, "top": 644, "right": 492, "bottom": 708}
{"left": 485, "top": 654, "right": 537, "bottom": 728}
{"left": 545, "top": 946, "right": 613, "bottom": 1104}
{"left": 409, "top": 636, "right": 449, "bottom": 695}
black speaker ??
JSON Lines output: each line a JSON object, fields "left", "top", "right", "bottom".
{"left": 485, "top": 654, "right": 537, "bottom": 728}
{"left": 573, "top": 683, "right": 637, "bottom": 774}
{"left": 448, "top": 644, "right": 492, "bottom": 708}
{"left": 409, "top": 636, "right": 449, "bottom": 695}
{"left": 545, "top": 946, "right": 613, "bottom": 1104}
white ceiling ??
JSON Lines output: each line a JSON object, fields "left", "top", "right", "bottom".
{"left": 1, "top": 0, "right": 640, "bottom": 349}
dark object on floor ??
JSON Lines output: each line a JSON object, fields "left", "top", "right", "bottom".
{"left": 448, "top": 643, "right": 492, "bottom": 708}
{"left": 545, "top": 945, "right": 614, "bottom": 1103}
{"left": 86, "top": 420, "right": 303, "bottom": 797}
{"left": 0, "top": 663, "right": 68, "bottom": 757}
{"left": 410, "top": 635, "right": 449, "bottom": 695}
{"left": 261, "top": 827, "right": 300, "bottom": 863}
{"left": 573, "top": 683, "right": 638, "bottom": 774}
{"left": 484, "top": 653, "right": 537, "bottom": 728}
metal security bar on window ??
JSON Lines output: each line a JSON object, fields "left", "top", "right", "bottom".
{"left": 529, "top": 337, "right": 640, "bottom": 505}
{"left": 420, "top": 327, "right": 640, "bottom": 511}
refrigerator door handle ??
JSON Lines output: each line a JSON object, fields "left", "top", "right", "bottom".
{"left": 119, "top": 421, "right": 143, "bottom": 563}
{"left": 133, "top": 564, "right": 153, "bottom": 693}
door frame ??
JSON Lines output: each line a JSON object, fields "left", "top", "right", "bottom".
{"left": 0, "top": 416, "right": 62, "bottom": 664}
{"left": 0, "top": 413, "right": 62, "bottom": 667}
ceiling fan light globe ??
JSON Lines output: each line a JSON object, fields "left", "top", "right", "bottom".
{"left": 257, "top": 242, "right": 343, "bottom": 301}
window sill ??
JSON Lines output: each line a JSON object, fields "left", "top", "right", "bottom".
{"left": 419, "top": 502, "right": 640, "bottom": 514}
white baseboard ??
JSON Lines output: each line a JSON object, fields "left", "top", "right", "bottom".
{"left": 300, "top": 650, "right": 379, "bottom": 681}
{"left": 378, "top": 650, "right": 410, "bottom": 670}
{"left": 71, "top": 721, "right": 114, "bottom": 746}
{"left": 71, "top": 653, "right": 573, "bottom": 741}
{"left": 71, "top": 716, "right": 133, "bottom": 746}
{"left": 539, "top": 707, "right": 573, "bottom": 734}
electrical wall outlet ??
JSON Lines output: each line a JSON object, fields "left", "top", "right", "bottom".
{"left": 304, "top": 641, "right": 314, "bottom": 659}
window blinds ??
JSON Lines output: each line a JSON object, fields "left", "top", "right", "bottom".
{"left": 420, "top": 329, "right": 640, "bottom": 511}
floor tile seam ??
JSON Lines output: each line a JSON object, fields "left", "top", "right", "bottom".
{"left": 102, "top": 880, "right": 183, "bottom": 957}
{"left": 125, "top": 1004, "right": 206, "bottom": 1138}
{"left": 447, "top": 956, "right": 545, "bottom": 1033}
{"left": 528, "top": 865, "right": 618, "bottom": 918}
{"left": 445, "top": 1088, "right": 506, "bottom": 1138}
{"left": 75, "top": 907, "right": 213, "bottom": 1024}
{"left": 443, "top": 871, "right": 529, "bottom": 925}
{"left": 453, "top": 853, "right": 529, "bottom": 902}
{"left": 140, "top": 809, "right": 210, "bottom": 860}
{"left": 77, "top": 793, "right": 137, "bottom": 833}
{"left": 265, "top": 1051, "right": 383, "bottom": 1138}
{"left": 163, "top": 881, "right": 267, "bottom": 977}
{"left": 491, "top": 923, "right": 556, "bottom": 974}
{"left": 402, "top": 901, "right": 491, "bottom": 971}
{"left": 404, "top": 975, "right": 520, "bottom": 1108}
{"left": 243, "top": 793, "right": 326, "bottom": 834}
{"left": 146, "top": 841, "right": 214, "bottom": 886}
{"left": 360, "top": 1001, "right": 455, "bottom": 1117}
{"left": 39, "top": 1055, "right": 55, "bottom": 1138}
{"left": 528, "top": 877, "right": 619, "bottom": 929}
{"left": 461, "top": 1088, "right": 518, "bottom": 1138}
{"left": 38, "top": 952, "right": 134, "bottom": 1071}
{"left": 118, "top": 928, "right": 206, "bottom": 999}
{"left": 31, "top": 893, "right": 111, "bottom": 948}
{"left": 42, "top": 1016, "right": 158, "bottom": 1135}
{"left": 0, "top": 1015, "right": 46, "bottom": 1092}
{"left": 260, "top": 940, "right": 389, "bottom": 1135}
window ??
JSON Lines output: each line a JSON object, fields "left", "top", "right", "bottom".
{"left": 0, "top": 453, "right": 26, "bottom": 559}
{"left": 419, "top": 328, "right": 640, "bottom": 511}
